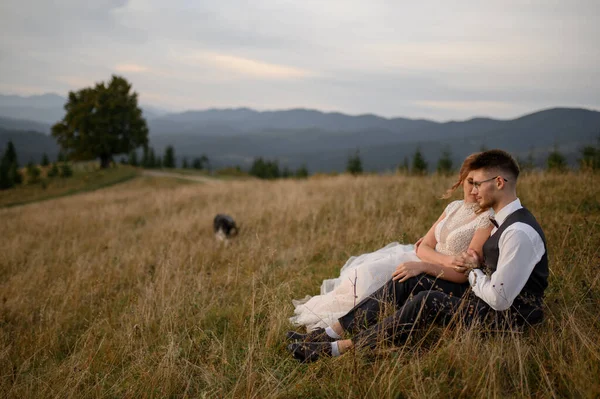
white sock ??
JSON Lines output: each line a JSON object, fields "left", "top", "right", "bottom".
{"left": 331, "top": 341, "right": 341, "bottom": 357}
{"left": 325, "top": 327, "right": 341, "bottom": 339}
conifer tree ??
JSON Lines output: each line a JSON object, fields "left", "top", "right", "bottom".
{"left": 579, "top": 136, "right": 600, "bottom": 170}
{"left": 47, "top": 163, "right": 59, "bottom": 178}
{"left": 148, "top": 147, "right": 156, "bottom": 168}
{"left": 128, "top": 150, "right": 139, "bottom": 166}
{"left": 9, "top": 163, "right": 22, "bottom": 185}
{"left": 436, "top": 148, "right": 453, "bottom": 175}
{"left": 163, "top": 145, "right": 175, "bottom": 168}
{"left": 346, "top": 150, "right": 363, "bottom": 175}
{"left": 41, "top": 153, "right": 50, "bottom": 167}
{"left": 547, "top": 146, "right": 567, "bottom": 172}
{"left": 0, "top": 158, "right": 11, "bottom": 190}
{"left": 141, "top": 146, "right": 150, "bottom": 168}
{"left": 0, "top": 141, "right": 20, "bottom": 189}
{"left": 60, "top": 163, "right": 73, "bottom": 178}
{"left": 411, "top": 147, "right": 428, "bottom": 175}
{"left": 26, "top": 162, "right": 41, "bottom": 184}
{"left": 295, "top": 164, "right": 309, "bottom": 178}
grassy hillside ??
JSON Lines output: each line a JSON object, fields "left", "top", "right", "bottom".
{"left": 0, "top": 164, "right": 139, "bottom": 208}
{"left": 0, "top": 172, "right": 599, "bottom": 397}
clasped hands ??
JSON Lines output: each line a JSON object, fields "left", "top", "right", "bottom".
{"left": 392, "top": 248, "right": 481, "bottom": 282}
{"left": 450, "top": 249, "right": 481, "bottom": 275}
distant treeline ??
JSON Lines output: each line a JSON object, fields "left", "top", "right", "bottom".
{"left": 118, "top": 140, "right": 600, "bottom": 181}
{"left": 0, "top": 140, "right": 73, "bottom": 190}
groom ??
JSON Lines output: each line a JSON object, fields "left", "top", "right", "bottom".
{"left": 287, "top": 149, "right": 548, "bottom": 362}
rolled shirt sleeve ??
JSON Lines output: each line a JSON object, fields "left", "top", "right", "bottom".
{"left": 468, "top": 223, "right": 545, "bottom": 311}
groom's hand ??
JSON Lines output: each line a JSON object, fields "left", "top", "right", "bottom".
{"left": 392, "top": 261, "right": 424, "bottom": 282}
{"left": 453, "top": 249, "right": 480, "bottom": 275}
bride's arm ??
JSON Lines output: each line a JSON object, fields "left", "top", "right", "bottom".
{"left": 396, "top": 226, "right": 493, "bottom": 284}
{"left": 423, "top": 226, "right": 492, "bottom": 282}
{"left": 414, "top": 210, "right": 457, "bottom": 268}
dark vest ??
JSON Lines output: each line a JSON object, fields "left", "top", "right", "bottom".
{"left": 482, "top": 207, "right": 548, "bottom": 299}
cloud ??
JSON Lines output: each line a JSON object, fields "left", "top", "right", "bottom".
{"left": 0, "top": 0, "right": 599, "bottom": 120}
{"left": 179, "top": 52, "right": 314, "bottom": 80}
{"left": 115, "top": 64, "right": 150, "bottom": 73}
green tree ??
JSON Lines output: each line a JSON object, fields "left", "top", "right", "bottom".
{"left": 295, "top": 164, "right": 309, "bottom": 178}
{"left": 41, "top": 153, "right": 50, "bottom": 167}
{"left": 9, "top": 163, "right": 22, "bottom": 185}
{"left": 411, "top": 147, "right": 428, "bottom": 175}
{"left": 60, "top": 163, "right": 73, "bottom": 178}
{"left": 148, "top": 147, "right": 157, "bottom": 168}
{"left": 200, "top": 155, "right": 210, "bottom": 171}
{"left": 182, "top": 157, "right": 189, "bottom": 169}
{"left": 0, "top": 158, "right": 11, "bottom": 190}
{"left": 47, "top": 163, "right": 59, "bottom": 178}
{"left": 249, "top": 157, "right": 280, "bottom": 179}
{"left": 51, "top": 75, "right": 149, "bottom": 169}
{"left": 0, "top": 141, "right": 20, "bottom": 189}
{"left": 579, "top": 137, "right": 600, "bottom": 170}
{"left": 265, "top": 159, "right": 280, "bottom": 179}
{"left": 547, "top": 147, "right": 567, "bottom": 172}
{"left": 281, "top": 166, "right": 292, "bottom": 178}
{"left": 522, "top": 147, "right": 536, "bottom": 171}
{"left": 26, "top": 162, "right": 41, "bottom": 184}
{"left": 436, "top": 149, "right": 453, "bottom": 175}
{"left": 4, "top": 140, "right": 18, "bottom": 166}
{"left": 128, "top": 150, "right": 139, "bottom": 167}
{"left": 192, "top": 155, "right": 210, "bottom": 170}
{"left": 141, "top": 146, "right": 150, "bottom": 168}
{"left": 163, "top": 145, "right": 175, "bottom": 169}
{"left": 346, "top": 150, "right": 363, "bottom": 175}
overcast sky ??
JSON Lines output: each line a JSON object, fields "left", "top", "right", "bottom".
{"left": 0, "top": 0, "right": 598, "bottom": 120}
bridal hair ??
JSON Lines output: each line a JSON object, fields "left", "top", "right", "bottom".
{"left": 441, "top": 152, "right": 481, "bottom": 199}
{"left": 470, "top": 149, "right": 520, "bottom": 180}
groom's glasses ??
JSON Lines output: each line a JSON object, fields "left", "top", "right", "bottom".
{"left": 471, "top": 176, "right": 508, "bottom": 189}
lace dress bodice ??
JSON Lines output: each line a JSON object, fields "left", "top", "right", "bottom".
{"left": 434, "top": 200, "right": 493, "bottom": 256}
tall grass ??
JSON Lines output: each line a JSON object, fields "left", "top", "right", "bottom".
{"left": 0, "top": 172, "right": 599, "bottom": 398}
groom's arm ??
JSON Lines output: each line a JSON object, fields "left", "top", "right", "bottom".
{"left": 468, "top": 223, "right": 545, "bottom": 311}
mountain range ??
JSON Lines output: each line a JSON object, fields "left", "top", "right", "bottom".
{"left": 0, "top": 93, "right": 598, "bottom": 172}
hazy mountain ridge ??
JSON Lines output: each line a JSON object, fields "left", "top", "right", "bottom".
{"left": 0, "top": 94, "right": 168, "bottom": 125}
{"left": 0, "top": 92, "right": 598, "bottom": 171}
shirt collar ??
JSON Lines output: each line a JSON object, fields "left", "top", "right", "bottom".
{"left": 494, "top": 198, "right": 522, "bottom": 227}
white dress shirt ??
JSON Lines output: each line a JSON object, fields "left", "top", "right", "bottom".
{"left": 468, "top": 198, "right": 546, "bottom": 311}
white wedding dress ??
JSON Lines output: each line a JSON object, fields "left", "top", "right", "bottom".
{"left": 290, "top": 200, "right": 493, "bottom": 331}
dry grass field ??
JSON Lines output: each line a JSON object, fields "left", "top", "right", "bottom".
{"left": 1, "top": 172, "right": 599, "bottom": 398}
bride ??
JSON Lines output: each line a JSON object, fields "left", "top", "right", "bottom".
{"left": 290, "top": 153, "right": 494, "bottom": 331}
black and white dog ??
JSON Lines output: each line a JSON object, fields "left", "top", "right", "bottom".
{"left": 213, "top": 214, "right": 239, "bottom": 242}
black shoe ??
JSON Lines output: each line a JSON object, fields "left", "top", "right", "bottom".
{"left": 286, "top": 328, "right": 336, "bottom": 343}
{"left": 287, "top": 342, "right": 332, "bottom": 363}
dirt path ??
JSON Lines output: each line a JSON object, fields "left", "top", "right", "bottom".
{"left": 141, "top": 170, "right": 223, "bottom": 184}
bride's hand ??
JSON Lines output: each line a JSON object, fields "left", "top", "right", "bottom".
{"left": 444, "top": 254, "right": 470, "bottom": 269}
{"left": 392, "top": 261, "right": 424, "bottom": 282}
{"left": 453, "top": 250, "right": 480, "bottom": 274}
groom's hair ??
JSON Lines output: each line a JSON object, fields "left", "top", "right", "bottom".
{"left": 471, "top": 149, "right": 520, "bottom": 180}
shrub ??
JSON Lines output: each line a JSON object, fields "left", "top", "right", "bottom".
{"left": 60, "top": 163, "right": 73, "bottom": 178}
